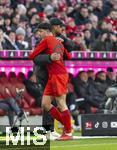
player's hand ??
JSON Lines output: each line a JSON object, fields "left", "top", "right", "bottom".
{"left": 50, "top": 53, "right": 61, "bottom": 61}
{"left": 56, "top": 37, "right": 64, "bottom": 42}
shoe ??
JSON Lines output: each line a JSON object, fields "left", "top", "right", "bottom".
{"left": 73, "top": 125, "right": 81, "bottom": 131}
{"left": 51, "top": 130, "right": 61, "bottom": 138}
{"left": 46, "top": 131, "right": 59, "bottom": 141}
{"left": 57, "top": 133, "right": 73, "bottom": 141}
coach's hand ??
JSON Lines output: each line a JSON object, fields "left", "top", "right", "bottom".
{"left": 50, "top": 53, "right": 61, "bottom": 61}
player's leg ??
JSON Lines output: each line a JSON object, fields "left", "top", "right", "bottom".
{"left": 42, "top": 95, "right": 64, "bottom": 125}
{"left": 56, "top": 94, "right": 72, "bottom": 134}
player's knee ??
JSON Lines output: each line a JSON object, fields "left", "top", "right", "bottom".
{"left": 41, "top": 102, "right": 50, "bottom": 112}
{"left": 57, "top": 103, "right": 68, "bottom": 112}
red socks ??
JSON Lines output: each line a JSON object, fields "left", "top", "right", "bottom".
{"left": 49, "top": 106, "right": 72, "bottom": 134}
{"left": 61, "top": 110, "right": 72, "bottom": 133}
{"left": 49, "top": 106, "right": 63, "bottom": 124}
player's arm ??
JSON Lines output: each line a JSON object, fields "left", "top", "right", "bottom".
{"left": 63, "top": 48, "right": 72, "bottom": 60}
{"left": 29, "top": 39, "right": 47, "bottom": 60}
{"left": 34, "top": 54, "right": 51, "bottom": 65}
{"left": 34, "top": 53, "right": 61, "bottom": 65}
{"left": 59, "top": 34, "right": 77, "bottom": 52}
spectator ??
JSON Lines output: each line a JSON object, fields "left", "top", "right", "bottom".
{"left": 104, "top": 10, "right": 117, "bottom": 32}
{"left": 0, "top": 16, "right": 5, "bottom": 31}
{"left": 87, "top": 69, "right": 95, "bottom": 83}
{"left": 16, "top": 27, "right": 29, "bottom": 50}
{"left": 5, "top": 30, "right": 19, "bottom": 50}
{"left": 18, "top": 15, "right": 29, "bottom": 29}
{"left": 16, "top": 4, "right": 27, "bottom": 15}
{"left": 0, "top": 85, "right": 24, "bottom": 127}
{"left": 73, "top": 71, "right": 101, "bottom": 113}
{"left": 0, "top": 29, "right": 7, "bottom": 50}
{"left": 92, "top": 0, "right": 110, "bottom": 20}
{"left": 4, "top": 14, "right": 12, "bottom": 34}
{"left": 106, "top": 67, "right": 116, "bottom": 86}
{"left": 73, "top": 6, "right": 89, "bottom": 26}
{"left": 30, "top": 14, "right": 40, "bottom": 32}
{"left": 92, "top": 32, "right": 117, "bottom": 51}
{"left": 0, "top": 0, "right": 116, "bottom": 51}
{"left": 95, "top": 70, "right": 108, "bottom": 98}
{"left": 11, "top": 14, "right": 20, "bottom": 31}
{"left": 72, "top": 32, "right": 87, "bottom": 51}
{"left": 83, "top": 29, "right": 93, "bottom": 50}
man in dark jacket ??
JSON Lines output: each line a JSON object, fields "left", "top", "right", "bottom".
{"left": 50, "top": 18, "right": 77, "bottom": 52}
{"left": 73, "top": 71, "right": 105, "bottom": 113}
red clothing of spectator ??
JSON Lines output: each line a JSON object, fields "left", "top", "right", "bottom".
{"left": 104, "top": 17, "right": 117, "bottom": 31}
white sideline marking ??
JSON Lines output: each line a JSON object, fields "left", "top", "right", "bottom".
{"left": 73, "top": 136, "right": 117, "bottom": 139}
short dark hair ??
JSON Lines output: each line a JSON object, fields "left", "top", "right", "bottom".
{"left": 38, "top": 22, "right": 51, "bottom": 31}
{"left": 50, "top": 18, "right": 65, "bottom": 27}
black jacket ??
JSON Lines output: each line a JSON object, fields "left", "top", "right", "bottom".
{"left": 33, "top": 54, "right": 51, "bottom": 88}
{"left": 58, "top": 34, "right": 77, "bottom": 52}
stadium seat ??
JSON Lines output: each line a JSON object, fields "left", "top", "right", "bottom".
{"left": 0, "top": 109, "right": 6, "bottom": 116}
{"left": 0, "top": 72, "right": 8, "bottom": 84}
{"left": 0, "top": 71, "right": 42, "bottom": 116}
{"left": 17, "top": 72, "right": 26, "bottom": 83}
{"left": 0, "top": 83, "right": 12, "bottom": 99}
{"left": 30, "top": 108, "right": 42, "bottom": 116}
{"left": 8, "top": 72, "right": 18, "bottom": 84}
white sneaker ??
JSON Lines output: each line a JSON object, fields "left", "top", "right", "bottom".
{"left": 73, "top": 125, "right": 81, "bottom": 131}
{"left": 46, "top": 131, "right": 60, "bottom": 141}
{"left": 51, "top": 130, "right": 61, "bottom": 138}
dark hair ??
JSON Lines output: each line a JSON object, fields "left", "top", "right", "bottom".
{"left": 38, "top": 22, "right": 51, "bottom": 31}
{"left": 50, "top": 18, "right": 65, "bottom": 27}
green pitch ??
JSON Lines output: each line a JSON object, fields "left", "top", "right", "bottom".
{"left": 51, "top": 138, "right": 117, "bottom": 150}
{"left": 0, "top": 135, "right": 117, "bottom": 150}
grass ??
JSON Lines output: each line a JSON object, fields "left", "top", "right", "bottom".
{"left": 51, "top": 138, "right": 117, "bottom": 150}
{"left": 0, "top": 132, "right": 117, "bottom": 150}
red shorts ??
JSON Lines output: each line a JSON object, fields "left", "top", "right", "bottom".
{"left": 43, "top": 74, "right": 68, "bottom": 97}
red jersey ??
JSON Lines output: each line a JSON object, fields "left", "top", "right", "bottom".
{"left": 29, "top": 35, "right": 71, "bottom": 74}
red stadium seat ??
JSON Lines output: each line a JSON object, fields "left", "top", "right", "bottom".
{"left": 23, "top": 91, "right": 37, "bottom": 107}
{"left": 0, "top": 72, "right": 8, "bottom": 84}
{"left": 8, "top": 72, "right": 18, "bottom": 84}
{"left": 17, "top": 72, "right": 26, "bottom": 83}
{"left": 30, "top": 108, "right": 42, "bottom": 115}
{"left": 0, "top": 83, "right": 12, "bottom": 99}
{"left": 0, "top": 109, "right": 6, "bottom": 116}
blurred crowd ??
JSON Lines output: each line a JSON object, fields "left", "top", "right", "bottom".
{"left": 0, "top": 0, "right": 116, "bottom": 51}
{"left": 66, "top": 67, "right": 117, "bottom": 116}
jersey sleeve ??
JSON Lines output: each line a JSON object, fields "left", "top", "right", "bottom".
{"left": 64, "top": 48, "right": 72, "bottom": 60}
{"left": 29, "top": 38, "right": 47, "bottom": 60}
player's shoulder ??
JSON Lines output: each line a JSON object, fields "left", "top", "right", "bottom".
{"left": 45, "top": 35, "right": 55, "bottom": 40}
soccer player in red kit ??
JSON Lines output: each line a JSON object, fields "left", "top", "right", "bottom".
{"left": 29, "top": 22, "right": 73, "bottom": 140}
